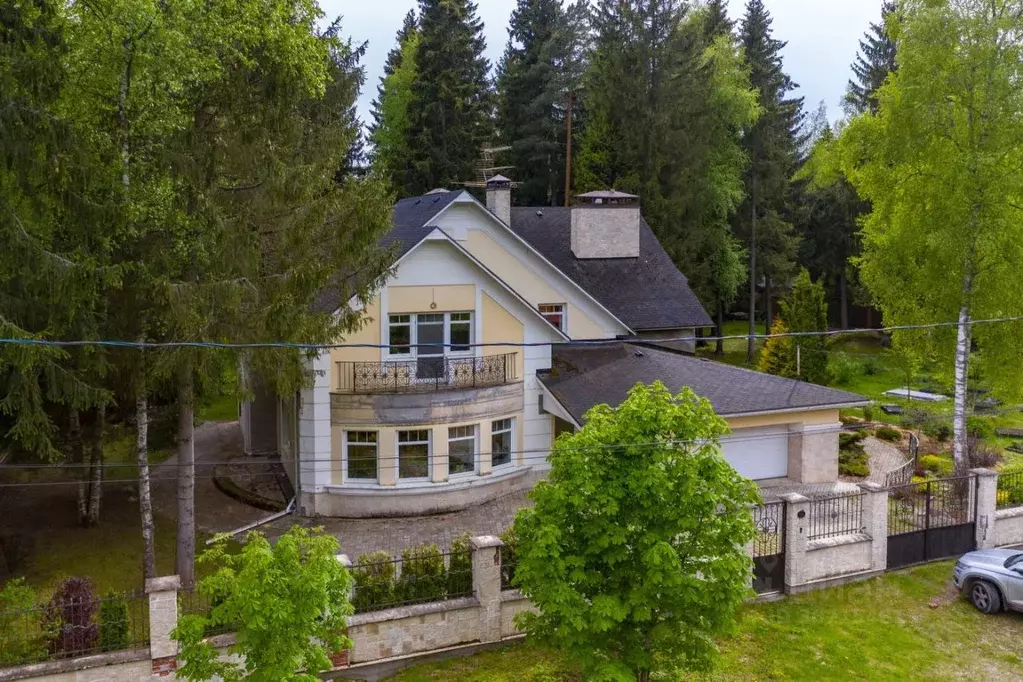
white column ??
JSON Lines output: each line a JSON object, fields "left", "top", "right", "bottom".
{"left": 972, "top": 468, "right": 999, "bottom": 550}
{"left": 146, "top": 575, "right": 180, "bottom": 677}
{"left": 779, "top": 493, "right": 809, "bottom": 592}
{"left": 858, "top": 482, "right": 889, "bottom": 571}
{"left": 471, "top": 536, "right": 504, "bottom": 644}
{"left": 299, "top": 353, "right": 333, "bottom": 508}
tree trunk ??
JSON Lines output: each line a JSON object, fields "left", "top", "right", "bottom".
{"left": 137, "top": 393, "right": 156, "bottom": 580}
{"left": 636, "top": 671, "right": 650, "bottom": 682}
{"left": 746, "top": 179, "right": 757, "bottom": 363}
{"left": 86, "top": 405, "right": 105, "bottom": 527}
{"left": 176, "top": 367, "right": 196, "bottom": 587}
{"left": 952, "top": 301, "right": 973, "bottom": 475}
{"left": 764, "top": 276, "right": 773, "bottom": 332}
{"left": 715, "top": 302, "right": 725, "bottom": 356}
{"left": 838, "top": 270, "right": 849, "bottom": 330}
{"left": 71, "top": 410, "right": 89, "bottom": 524}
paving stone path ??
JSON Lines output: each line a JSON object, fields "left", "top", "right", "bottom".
{"left": 863, "top": 435, "right": 910, "bottom": 486}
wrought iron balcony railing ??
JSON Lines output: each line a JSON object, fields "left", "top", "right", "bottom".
{"left": 336, "top": 353, "right": 518, "bottom": 394}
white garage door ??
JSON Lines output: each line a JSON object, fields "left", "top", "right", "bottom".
{"left": 720, "top": 426, "right": 789, "bottom": 481}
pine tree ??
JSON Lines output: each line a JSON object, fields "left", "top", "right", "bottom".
{"left": 844, "top": 1, "right": 897, "bottom": 115}
{"left": 402, "top": 0, "right": 493, "bottom": 195}
{"left": 703, "top": 0, "right": 734, "bottom": 39}
{"left": 495, "top": 0, "right": 586, "bottom": 206}
{"left": 737, "top": 0, "right": 803, "bottom": 361}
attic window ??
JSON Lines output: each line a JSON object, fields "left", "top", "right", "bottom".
{"left": 539, "top": 304, "right": 566, "bottom": 332}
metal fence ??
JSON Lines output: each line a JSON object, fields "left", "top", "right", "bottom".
{"left": 178, "top": 589, "right": 233, "bottom": 637}
{"left": 0, "top": 590, "right": 149, "bottom": 668}
{"left": 887, "top": 476, "right": 974, "bottom": 536}
{"left": 884, "top": 434, "right": 919, "bottom": 488}
{"left": 751, "top": 501, "right": 785, "bottom": 556}
{"left": 350, "top": 548, "right": 473, "bottom": 613}
{"left": 807, "top": 493, "right": 865, "bottom": 541}
{"left": 336, "top": 353, "right": 518, "bottom": 394}
{"left": 996, "top": 470, "right": 1023, "bottom": 510}
{"left": 499, "top": 544, "right": 518, "bottom": 590}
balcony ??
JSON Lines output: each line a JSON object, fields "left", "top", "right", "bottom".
{"left": 336, "top": 353, "right": 519, "bottom": 395}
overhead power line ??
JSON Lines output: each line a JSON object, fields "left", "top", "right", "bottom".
{"left": 0, "top": 315, "right": 1021, "bottom": 351}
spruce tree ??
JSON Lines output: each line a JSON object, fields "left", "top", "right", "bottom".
{"left": 737, "top": 0, "right": 802, "bottom": 361}
{"left": 844, "top": 1, "right": 897, "bottom": 115}
{"left": 703, "top": 0, "right": 734, "bottom": 39}
{"left": 402, "top": 0, "right": 493, "bottom": 195}
{"left": 369, "top": 10, "right": 416, "bottom": 142}
{"left": 369, "top": 23, "right": 418, "bottom": 188}
{"left": 495, "top": 0, "right": 586, "bottom": 206}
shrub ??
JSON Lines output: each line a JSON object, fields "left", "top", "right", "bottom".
{"left": 874, "top": 425, "right": 902, "bottom": 442}
{"left": 758, "top": 318, "right": 796, "bottom": 378}
{"left": 351, "top": 551, "right": 396, "bottom": 612}
{"left": 500, "top": 527, "right": 518, "bottom": 589}
{"left": 923, "top": 421, "right": 953, "bottom": 442}
{"left": 397, "top": 544, "right": 446, "bottom": 604}
{"left": 0, "top": 578, "right": 46, "bottom": 665}
{"left": 44, "top": 577, "right": 98, "bottom": 657}
{"left": 446, "top": 534, "right": 473, "bottom": 597}
{"left": 862, "top": 358, "right": 881, "bottom": 376}
{"left": 839, "top": 448, "right": 870, "bottom": 477}
{"left": 899, "top": 408, "right": 929, "bottom": 429}
{"left": 828, "top": 355, "right": 860, "bottom": 386}
{"left": 839, "top": 430, "right": 867, "bottom": 453}
{"left": 861, "top": 403, "right": 875, "bottom": 423}
{"left": 98, "top": 593, "right": 129, "bottom": 652}
{"left": 839, "top": 414, "right": 858, "bottom": 426}
{"left": 918, "top": 454, "right": 954, "bottom": 477}
{"left": 968, "top": 437, "right": 1003, "bottom": 469}
{"left": 967, "top": 416, "right": 995, "bottom": 440}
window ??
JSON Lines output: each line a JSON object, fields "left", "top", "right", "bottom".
{"left": 344, "top": 431, "right": 378, "bottom": 481}
{"left": 448, "top": 425, "right": 477, "bottom": 475}
{"left": 387, "top": 312, "right": 474, "bottom": 357}
{"left": 388, "top": 314, "right": 411, "bottom": 355}
{"left": 397, "top": 429, "right": 431, "bottom": 479}
{"left": 491, "top": 419, "right": 513, "bottom": 468}
{"left": 539, "top": 304, "right": 566, "bottom": 331}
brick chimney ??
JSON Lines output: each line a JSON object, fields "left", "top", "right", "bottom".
{"left": 485, "top": 175, "right": 512, "bottom": 226}
{"left": 570, "top": 190, "right": 641, "bottom": 259}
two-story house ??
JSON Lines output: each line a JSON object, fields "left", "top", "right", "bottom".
{"left": 242, "top": 178, "right": 866, "bottom": 518}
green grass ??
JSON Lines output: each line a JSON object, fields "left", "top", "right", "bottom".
{"left": 198, "top": 393, "right": 240, "bottom": 423}
{"left": 387, "top": 562, "right": 1023, "bottom": 681}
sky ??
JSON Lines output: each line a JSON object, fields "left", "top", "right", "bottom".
{"left": 324, "top": 0, "right": 886, "bottom": 130}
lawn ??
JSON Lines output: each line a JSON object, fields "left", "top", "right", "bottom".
{"left": 387, "top": 561, "right": 1023, "bottom": 681}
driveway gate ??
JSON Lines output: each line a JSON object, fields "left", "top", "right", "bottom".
{"left": 886, "top": 475, "right": 976, "bottom": 570}
{"left": 752, "top": 500, "right": 786, "bottom": 593}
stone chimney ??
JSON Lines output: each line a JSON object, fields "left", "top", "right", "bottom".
{"left": 570, "top": 190, "right": 641, "bottom": 259}
{"left": 485, "top": 175, "right": 512, "bottom": 225}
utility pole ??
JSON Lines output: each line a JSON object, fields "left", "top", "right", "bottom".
{"left": 564, "top": 91, "right": 574, "bottom": 207}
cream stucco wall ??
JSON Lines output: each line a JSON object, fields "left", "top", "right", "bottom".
{"left": 388, "top": 284, "right": 476, "bottom": 314}
{"left": 725, "top": 408, "right": 841, "bottom": 431}
{"left": 329, "top": 297, "right": 381, "bottom": 389}
{"left": 483, "top": 292, "right": 525, "bottom": 381}
{"left": 465, "top": 229, "right": 609, "bottom": 339}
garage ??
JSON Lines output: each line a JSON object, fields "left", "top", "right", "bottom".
{"left": 720, "top": 425, "right": 790, "bottom": 481}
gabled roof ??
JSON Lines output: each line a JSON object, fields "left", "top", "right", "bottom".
{"left": 541, "top": 343, "right": 867, "bottom": 421}
{"left": 312, "top": 191, "right": 462, "bottom": 314}
{"left": 508, "top": 208, "right": 713, "bottom": 331}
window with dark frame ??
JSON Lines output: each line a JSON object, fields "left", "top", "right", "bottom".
{"left": 539, "top": 304, "right": 565, "bottom": 331}
{"left": 398, "top": 429, "right": 430, "bottom": 479}
{"left": 345, "top": 431, "right": 378, "bottom": 481}
{"left": 388, "top": 314, "right": 411, "bottom": 355}
{"left": 387, "top": 312, "right": 474, "bottom": 357}
{"left": 491, "top": 418, "right": 513, "bottom": 468}
{"left": 448, "top": 425, "right": 476, "bottom": 475}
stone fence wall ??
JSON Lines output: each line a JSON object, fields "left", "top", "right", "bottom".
{"left": 3, "top": 470, "right": 1022, "bottom": 681}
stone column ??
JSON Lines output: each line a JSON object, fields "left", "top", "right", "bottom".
{"left": 146, "top": 575, "right": 181, "bottom": 677}
{"left": 779, "top": 493, "right": 809, "bottom": 593}
{"left": 298, "top": 352, "right": 333, "bottom": 514}
{"left": 972, "top": 468, "right": 999, "bottom": 550}
{"left": 858, "top": 482, "right": 889, "bottom": 571}
{"left": 478, "top": 420, "right": 493, "bottom": 477}
{"left": 470, "top": 536, "right": 504, "bottom": 644}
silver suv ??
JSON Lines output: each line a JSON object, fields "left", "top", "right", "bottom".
{"left": 953, "top": 549, "right": 1023, "bottom": 614}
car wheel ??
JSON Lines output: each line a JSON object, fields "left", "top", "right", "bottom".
{"left": 969, "top": 580, "right": 1002, "bottom": 614}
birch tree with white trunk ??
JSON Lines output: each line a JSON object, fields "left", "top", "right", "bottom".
{"left": 836, "top": 0, "right": 1023, "bottom": 474}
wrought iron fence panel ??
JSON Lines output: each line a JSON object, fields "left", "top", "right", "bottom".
{"left": 887, "top": 475, "right": 974, "bottom": 536}
{"left": 997, "top": 470, "right": 1023, "bottom": 510}
{"left": 751, "top": 501, "right": 785, "bottom": 557}
{"left": 350, "top": 549, "right": 474, "bottom": 613}
{"left": 807, "top": 493, "right": 865, "bottom": 541}
{"left": 0, "top": 590, "right": 149, "bottom": 668}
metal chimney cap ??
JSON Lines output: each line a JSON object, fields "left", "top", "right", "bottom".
{"left": 575, "top": 189, "right": 639, "bottom": 201}
{"left": 486, "top": 174, "right": 513, "bottom": 186}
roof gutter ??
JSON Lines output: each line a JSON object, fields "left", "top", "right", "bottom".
{"left": 722, "top": 401, "right": 870, "bottom": 420}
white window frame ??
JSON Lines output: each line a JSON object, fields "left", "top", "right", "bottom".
{"left": 447, "top": 424, "right": 478, "bottom": 478}
{"left": 387, "top": 312, "right": 475, "bottom": 359}
{"left": 396, "top": 429, "right": 432, "bottom": 482}
{"left": 342, "top": 431, "right": 378, "bottom": 483}
{"left": 539, "top": 304, "right": 566, "bottom": 332}
{"left": 490, "top": 418, "right": 514, "bottom": 469}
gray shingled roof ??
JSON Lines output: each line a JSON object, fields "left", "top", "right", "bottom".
{"left": 312, "top": 191, "right": 462, "bottom": 313}
{"left": 541, "top": 343, "right": 867, "bottom": 421}
{"left": 508, "top": 207, "right": 713, "bottom": 331}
